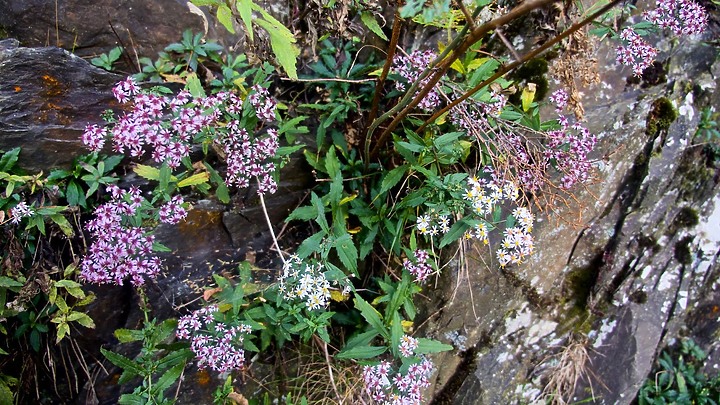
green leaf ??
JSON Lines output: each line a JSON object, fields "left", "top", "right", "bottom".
{"left": 415, "top": 338, "right": 453, "bottom": 354}
{"left": 0, "top": 277, "right": 23, "bottom": 288}
{"left": 333, "top": 233, "right": 358, "bottom": 276}
{"left": 311, "top": 192, "right": 329, "bottom": 233}
{"left": 118, "top": 393, "right": 146, "bottom": 405}
{"left": 324, "top": 146, "right": 341, "bottom": 178}
{"left": 67, "top": 312, "right": 95, "bottom": 329}
{"left": 287, "top": 205, "right": 317, "bottom": 222}
{"left": 0, "top": 147, "right": 20, "bottom": 172}
{"left": 335, "top": 345, "right": 387, "bottom": 360}
{"left": 216, "top": 3, "right": 236, "bottom": 33}
{"left": 253, "top": 10, "right": 300, "bottom": 79}
{"left": 56, "top": 322, "right": 70, "bottom": 343}
{"left": 159, "top": 163, "right": 172, "bottom": 191}
{"left": 236, "top": 0, "right": 255, "bottom": 41}
{"left": 380, "top": 165, "right": 407, "bottom": 195}
{"left": 360, "top": 11, "right": 388, "bottom": 41}
{"left": 185, "top": 72, "right": 206, "bottom": 98}
{"left": 49, "top": 214, "right": 74, "bottom": 237}
{"left": 101, "top": 347, "right": 143, "bottom": 376}
{"left": 354, "top": 295, "right": 388, "bottom": 340}
{"left": 296, "top": 231, "right": 325, "bottom": 259}
{"left": 177, "top": 172, "right": 209, "bottom": 187}
{"left": 439, "top": 218, "right": 471, "bottom": 248}
{"left": 114, "top": 328, "right": 145, "bottom": 343}
{"left": 152, "top": 362, "right": 186, "bottom": 395}
{"left": 133, "top": 164, "right": 161, "bottom": 181}
{"left": 390, "top": 311, "right": 403, "bottom": 358}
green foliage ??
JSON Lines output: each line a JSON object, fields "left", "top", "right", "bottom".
{"left": 638, "top": 339, "right": 720, "bottom": 404}
{"left": 90, "top": 46, "right": 123, "bottom": 71}
{"left": 101, "top": 292, "right": 193, "bottom": 405}
{"left": 191, "top": 0, "right": 300, "bottom": 79}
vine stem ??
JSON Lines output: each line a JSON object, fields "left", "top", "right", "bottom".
{"left": 367, "top": 0, "right": 558, "bottom": 161}
{"left": 364, "top": 0, "right": 404, "bottom": 160}
{"left": 257, "top": 181, "right": 287, "bottom": 266}
{"left": 416, "top": 0, "right": 624, "bottom": 133}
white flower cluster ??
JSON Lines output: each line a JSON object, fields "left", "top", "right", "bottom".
{"left": 464, "top": 177, "right": 520, "bottom": 215}
{"left": 415, "top": 211, "right": 451, "bottom": 236}
{"left": 279, "top": 256, "right": 332, "bottom": 311}
{"left": 496, "top": 207, "right": 534, "bottom": 267}
{"left": 462, "top": 177, "right": 535, "bottom": 267}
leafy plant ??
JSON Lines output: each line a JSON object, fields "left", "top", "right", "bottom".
{"left": 638, "top": 339, "right": 720, "bottom": 404}
{"left": 90, "top": 46, "right": 123, "bottom": 71}
{"left": 101, "top": 290, "right": 193, "bottom": 405}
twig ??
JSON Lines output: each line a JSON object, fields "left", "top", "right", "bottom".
{"left": 313, "top": 335, "right": 342, "bottom": 404}
{"left": 368, "top": 0, "right": 558, "bottom": 161}
{"left": 365, "top": 0, "right": 404, "bottom": 159}
{"left": 495, "top": 28, "right": 521, "bottom": 61}
{"left": 280, "top": 77, "right": 377, "bottom": 83}
{"left": 417, "top": 0, "right": 623, "bottom": 132}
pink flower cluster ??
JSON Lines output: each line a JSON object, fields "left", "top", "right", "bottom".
{"left": 83, "top": 77, "right": 281, "bottom": 194}
{"left": 393, "top": 50, "right": 441, "bottom": 111}
{"left": 645, "top": 0, "right": 707, "bottom": 36}
{"left": 616, "top": 28, "right": 658, "bottom": 77}
{"left": 545, "top": 116, "right": 597, "bottom": 189}
{"left": 219, "top": 124, "right": 279, "bottom": 194}
{"left": 399, "top": 335, "right": 419, "bottom": 357}
{"left": 80, "top": 185, "right": 162, "bottom": 286}
{"left": 403, "top": 250, "right": 433, "bottom": 284}
{"left": 158, "top": 195, "right": 187, "bottom": 225}
{"left": 362, "top": 358, "right": 434, "bottom": 404}
{"left": 176, "top": 304, "right": 253, "bottom": 373}
{"left": 549, "top": 89, "right": 568, "bottom": 113}
{"left": 616, "top": 0, "right": 707, "bottom": 76}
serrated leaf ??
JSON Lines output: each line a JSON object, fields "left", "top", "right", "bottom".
{"left": 216, "top": 3, "right": 236, "bottom": 33}
{"left": 177, "top": 172, "right": 209, "bottom": 187}
{"left": 253, "top": 12, "right": 299, "bottom": 79}
{"left": 133, "top": 164, "right": 161, "bottom": 181}
{"left": 360, "top": 11, "right": 388, "bottom": 41}
{"left": 335, "top": 345, "right": 387, "bottom": 360}
{"left": 354, "top": 295, "right": 388, "bottom": 339}
{"left": 296, "top": 231, "right": 325, "bottom": 259}
{"left": 380, "top": 165, "right": 407, "bottom": 195}
{"left": 152, "top": 362, "right": 186, "bottom": 396}
{"left": 101, "top": 347, "right": 143, "bottom": 376}
{"left": 287, "top": 205, "right": 316, "bottom": 222}
{"left": 333, "top": 233, "right": 358, "bottom": 276}
{"left": 0, "top": 147, "right": 20, "bottom": 171}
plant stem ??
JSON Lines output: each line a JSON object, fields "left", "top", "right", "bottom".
{"left": 258, "top": 182, "right": 287, "bottom": 266}
{"left": 368, "top": 0, "right": 558, "bottom": 161}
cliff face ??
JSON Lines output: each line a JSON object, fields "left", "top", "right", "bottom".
{"left": 424, "top": 32, "right": 720, "bottom": 405}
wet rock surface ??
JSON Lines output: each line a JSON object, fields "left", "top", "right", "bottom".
{"left": 0, "top": 40, "right": 120, "bottom": 170}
